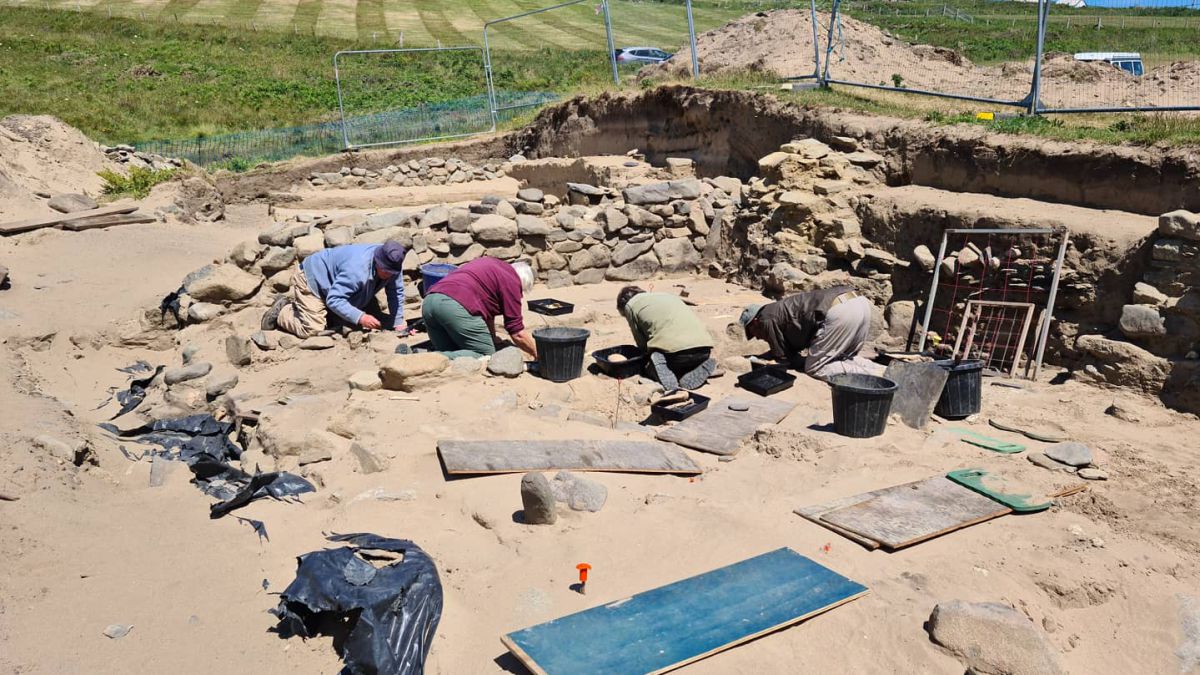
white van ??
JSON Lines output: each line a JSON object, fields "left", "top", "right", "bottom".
{"left": 1073, "top": 52, "right": 1145, "bottom": 77}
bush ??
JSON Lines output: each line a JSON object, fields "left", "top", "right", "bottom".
{"left": 98, "top": 167, "right": 178, "bottom": 199}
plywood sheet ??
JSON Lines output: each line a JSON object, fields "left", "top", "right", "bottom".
{"left": 502, "top": 548, "right": 868, "bottom": 675}
{"left": 820, "top": 476, "right": 1012, "bottom": 550}
{"left": 61, "top": 212, "right": 156, "bottom": 231}
{"left": 883, "top": 361, "right": 947, "bottom": 430}
{"left": 656, "top": 396, "right": 796, "bottom": 456}
{"left": 437, "top": 439, "right": 701, "bottom": 475}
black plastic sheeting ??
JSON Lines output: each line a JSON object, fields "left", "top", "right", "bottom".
{"left": 96, "top": 362, "right": 164, "bottom": 420}
{"left": 160, "top": 287, "right": 184, "bottom": 328}
{"left": 103, "top": 414, "right": 314, "bottom": 518}
{"left": 272, "top": 533, "right": 443, "bottom": 675}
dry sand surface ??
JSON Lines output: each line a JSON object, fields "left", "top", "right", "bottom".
{"left": 0, "top": 115, "right": 120, "bottom": 222}
{"left": 3, "top": 192, "right": 1200, "bottom": 673}
{"left": 652, "top": 9, "right": 1200, "bottom": 109}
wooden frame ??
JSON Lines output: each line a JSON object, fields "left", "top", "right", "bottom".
{"left": 950, "top": 300, "right": 1036, "bottom": 378}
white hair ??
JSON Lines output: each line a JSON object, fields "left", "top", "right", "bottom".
{"left": 511, "top": 260, "right": 535, "bottom": 293}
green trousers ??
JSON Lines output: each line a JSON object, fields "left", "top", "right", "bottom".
{"left": 421, "top": 292, "right": 496, "bottom": 360}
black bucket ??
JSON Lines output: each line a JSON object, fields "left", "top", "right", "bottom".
{"left": 934, "top": 359, "right": 984, "bottom": 419}
{"left": 829, "top": 374, "right": 898, "bottom": 438}
{"left": 533, "top": 327, "right": 591, "bottom": 382}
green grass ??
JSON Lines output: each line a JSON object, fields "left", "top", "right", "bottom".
{"left": 98, "top": 166, "right": 179, "bottom": 198}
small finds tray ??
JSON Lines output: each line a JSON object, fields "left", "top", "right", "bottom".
{"left": 592, "top": 345, "right": 648, "bottom": 379}
{"left": 651, "top": 393, "right": 711, "bottom": 422}
{"left": 737, "top": 367, "right": 796, "bottom": 396}
{"left": 527, "top": 298, "right": 575, "bottom": 316}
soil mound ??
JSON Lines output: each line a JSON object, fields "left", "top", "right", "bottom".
{"left": 0, "top": 115, "right": 119, "bottom": 221}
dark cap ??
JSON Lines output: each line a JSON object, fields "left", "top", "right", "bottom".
{"left": 373, "top": 241, "right": 406, "bottom": 276}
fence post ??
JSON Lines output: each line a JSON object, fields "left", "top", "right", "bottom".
{"left": 1024, "top": 0, "right": 1050, "bottom": 115}
{"left": 809, "top": 0, "right": 822, "bottom": 80}
{"left": 685, "top": 0, "right": 700, "bottom": 79}
{"left": 332, "top": 52, "right": 352, "bottom": 150}
{"left": 602, "top": 0, "right": 619, "bottom": 86}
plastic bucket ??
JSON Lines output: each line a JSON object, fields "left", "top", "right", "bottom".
{"left": 829, "top": 374, "right": 898, "bottom": 438}
{"left": 419, "top": 263, "right": 457, "bottom": 297}
{"left": 533, "top": 327, "right": 591, "bottom": 382}
{"left": 934, "top": 359, "right": 984, "bottom": 419}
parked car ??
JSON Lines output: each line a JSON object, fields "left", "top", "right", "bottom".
{"left": 615, "top": 47, "right": 673, "bottom": 64}
{"left": 1074, "top": 52, "right": 1144, "bottom": 77}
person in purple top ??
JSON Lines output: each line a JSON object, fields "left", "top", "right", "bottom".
{"left": 421, "top": 257, "right": 537, "bottom": 360}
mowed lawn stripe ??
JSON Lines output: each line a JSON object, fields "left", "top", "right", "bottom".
{"left": 467, "top": 0, "right": 577, "bottom": 50}
{"left": 355, "top": 0, "right": 388, "bottom": 40}
{"left": 159, "top": 0, "right": 202, "bottom": 21}
{"left": 225, "top": 0, "right": 265, "bottom": 25}
{"left": 253, "top": 0, "right": 300, "bottom": 29}
{"left": 383, "top": 7, "right": 431, "bottom": 46}
{"left": 317, "top": 0, "right": 358, "bottom": 39}
{"left": 415, "top": 0, "right": 473, "bottom": 46}
{"left": 291, "top": 0, "right": 323, "bottom": 33}
{"left": 510, "top": 0, "right": 609, "bottom": 47}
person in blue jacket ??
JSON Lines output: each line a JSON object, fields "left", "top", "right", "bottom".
{"left": 262, "top": 241, "right": 406, "bottom": 338}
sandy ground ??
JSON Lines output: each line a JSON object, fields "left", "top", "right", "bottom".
{"left": 3, "top": 193, "right": 1200, "bottom": 675}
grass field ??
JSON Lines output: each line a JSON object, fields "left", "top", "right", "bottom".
{"left": 0, "top": 0, "right": 743, "bottom": 48}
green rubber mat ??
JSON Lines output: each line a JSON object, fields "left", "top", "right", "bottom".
{"left": 947, "top": 428, "right": 1026, "bottom": 454}
{"left": 947, "top": 469, "right": 1052, "bottom": 512}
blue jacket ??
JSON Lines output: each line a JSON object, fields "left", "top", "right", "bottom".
{"left": 301, "top": 244, "right": 402, "bottom": 327}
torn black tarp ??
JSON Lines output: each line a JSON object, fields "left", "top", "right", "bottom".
{"left": 110, "top": 364, "right": 164, "bottom": 419}
{"left": 103, "top": 414, "right": 314, "bottom": 518}
{"left": 272, "top": 533, "right": 443, "bottom": 675}
{"left": 160, "top": 286, "right": 184, "bottom": 328}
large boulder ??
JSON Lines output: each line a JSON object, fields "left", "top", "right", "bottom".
{"left": 516, "top": 215, "right": 554, "bottom": 237}
{"left": 470, "top": 214, "right": 518, "bottom": 244}
{"left": 1158, "top": 209, "right": 1200, "bottom": 242}
{"left": 927, "top": 601, "right": 1064, "bottom": 675}
{"left": 568, "top": 246, "right": 611, "bottom": 273}
{"left": 1118, "top": 304, "right": 1166, "bottom": 338}
{"left": 1076, "top": 334, "right": 1170, "bottom": 393}
{"left": 884, "top": 301, "right": 916, "bottom": 340}
{"left": 612, "top": 240, "right": 655, "bottom": 266}
{"left": 605, "top": 251, "right": 661, "bottom": 281}
{"left": 379, "top": 353, "right": 449, "bottom": 391}
{"left": 653, "top": 238, "right": 701, "bottom": 273}
{"left": 184, "top": 264, "right": 262, "bottom": 303}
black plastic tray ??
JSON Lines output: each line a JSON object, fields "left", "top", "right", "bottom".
{"left": 592, "top": 345, "right": 647, "bottom": 379}
{"left": 737, "top": 367, "right": 796, "bottom": 396}
{"left": 527, "top": 298, "right": 575, "bottom": 316}
{"left": 652, "top": 393, "right": 711, "bottom": 421}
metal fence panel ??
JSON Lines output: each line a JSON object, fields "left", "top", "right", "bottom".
{"left": 333, "top": 46, "right": 495, "bottom": 151}
{"left": 1035, "top": 0, "right": 1200, "bottom": 113}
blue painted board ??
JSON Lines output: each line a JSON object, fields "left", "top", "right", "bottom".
{"left": 502, "top": 548, "right": 869, "bottom": 675}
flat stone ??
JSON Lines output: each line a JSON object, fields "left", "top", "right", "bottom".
{"left": 380, "top": 352, "right": 449, "bottom": 390}
{"left": 483, "top": 390, "right": 518, "bottom": 410}
{"left": 324, "top": 226, "right": 354, "bottom": 248}
{"left": 102, "top": 624, "right": 133, "bottom": 640}
{"left": 913, "top": 244, "right": 936, "bottom": 271}
{"left": 487, "top": 346, "right": 525, "bottom": 377}
{"left": 204, "top": 371, "right": 238, "bottom": 398}
{"left": 164, "top": 362, "right": 211, "bottom": 386}
{"left": 226, "top": 334, "right": 253, "bottom": 366}
{"left": 1077, "top": 467, "right": 1108, "bottom": 480}
{"left": 567, "top": 411, "right": 608, "bottom": 428}
{"left": 250, "top": 331, "right": 276, "bottom": 351}
{"left": 469, "top": 214, "right": 518, "bottom": 244}
{"left": 550, "top": 471, "right": 607, "bottom": 512}
{"left": 520, "top": 472, "right": 557, "bottom": 525}
{"left": 298, "top": 431, "right": 336, "bottom": 465}
{"left": 653, "top": 238, "right": 701, "bottom": 273}
{"left": 1028, "top": 452, "right": 1077, "bottom": 473}
{"left": 605, "top": 251, "right": 661, "bottom": 281}
{"left": 33, "top": 435, "right": 75, "bottom": 462}
{"left": 259, "top": 246, "right": 296, "bottom": 274}
{"left": 299, "top": 336, "right": 335, "bottom": 350}
{"left": 349, "top": 442, "right": 389, "bottom": 473}
{"left": 611, "top": 240, "right": 655, "bottom": 266}
{"left": 1044, "top": 442, "right": 1093, "bottom": 467}
{"left": 516, "top": 215, "right": 554, "bottom": 236}
{"left": 278, "top": 334, "right": 300, "bottom": 350}
{"left": 1159, "top": 209, "right": 1200, "bottom": 242}
{"left": 517, "top": 187, "right": 544, "bottom": 202}
{"left": 927, "top": 600, "right": 1064, "bottom": 675}
{"left": 348, "top": 369, "right": 382, "bottom": 391}
{"left": 419, "top": 205, "right": 450, "bottom": 228}
{"left": 1132, "top": 282, "right": 1168, "bottom": 306}
{"left": 186, "top": 302, "right": 223, "bottom": 323}
{"left": 47, "top": 193, "right": 98, "bottom": 213}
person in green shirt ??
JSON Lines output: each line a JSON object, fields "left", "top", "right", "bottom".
{"left": 617, "top": 286, "right": 716, "bottom": 391}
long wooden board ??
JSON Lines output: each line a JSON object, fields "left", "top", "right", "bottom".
{"left": 437, "top": 439, "right": 701, "bottom": 475}
{"left": 61, "top": 212, "right": 156, "bottom": 231}
{"left": 0, "top": 205, "right": 137, "bottom": 235}
{"left": 820, "top": 476, "right": 1012, "bottom": 550}
{"left": 502, "top": 547, "right": 868, "bottom": 675}
{"left": 656, "top": 396, "right": 796, "bottom": 456}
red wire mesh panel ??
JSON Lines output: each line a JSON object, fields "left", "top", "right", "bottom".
{"left": 922, "top": 230, "right": 1062, "bottom": 378}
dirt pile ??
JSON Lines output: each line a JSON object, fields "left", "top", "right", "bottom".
{"left": 0, "top": 115, "right": 120, "bottom": 222}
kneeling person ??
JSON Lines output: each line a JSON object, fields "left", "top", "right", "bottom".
{"left": 740, "top": 286, "right": 882, "bottom": 380}
{"left": 422, "top": 257, "right": 537, "bottom": 360}
{"left": 263, "top": 241, "right": 406, "bottom": 338}
{"left": 617, "top": 286, "right": 716, "bottom": 391}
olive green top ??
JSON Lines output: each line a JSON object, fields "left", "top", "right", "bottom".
{"left": 623, "top": 292, "right": 714, "bottom": 354}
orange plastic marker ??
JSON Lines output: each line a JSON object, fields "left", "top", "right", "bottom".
{"left": 576, "top": 563, "right": 592, "bottom": 595}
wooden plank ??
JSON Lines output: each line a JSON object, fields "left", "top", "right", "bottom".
{"left": 820, "top": 476, "right": 1012, "bottom": 550}
{"left": 794, "top": 485, "right": 909, "bottom": 550}
{"left": 0, "top": 205, "right": 137, "bottom": 235}
{"left": 502, "top": 548, "right": 868, "bottom": 675}
{"left": 437, "top": 439, "right": 701, "bottom": 475}
{"left": 656, "top": 396, "right": 796, "bottom": 456}
{"left": 61, "top": 212, "right": 156, "bottom": 231}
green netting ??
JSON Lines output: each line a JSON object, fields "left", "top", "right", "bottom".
{"left": 136, "top": 90, "right": 558, "bottom": 168}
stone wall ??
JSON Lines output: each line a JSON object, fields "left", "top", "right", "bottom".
{"left": 306, "top": 156, "right": 505, "bottom": 190}
{"left": 173, "top": 174, "right": 743, "bottom": 324}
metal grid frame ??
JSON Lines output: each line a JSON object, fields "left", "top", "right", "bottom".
{"left": 917, "top": 227, "right": 1068, "bottom": 381}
